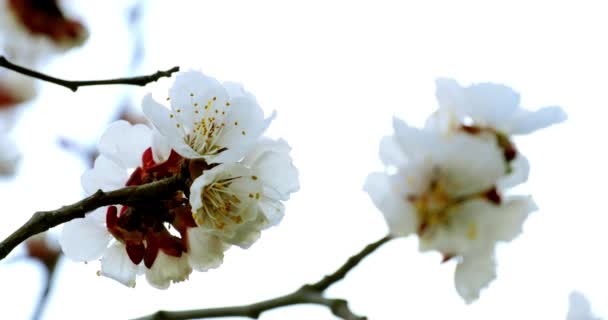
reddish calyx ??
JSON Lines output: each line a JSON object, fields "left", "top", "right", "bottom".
{"left": 106, "top": 147, "right": 197, "bottom": 267}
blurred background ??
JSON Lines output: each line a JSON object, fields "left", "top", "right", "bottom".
{"left": 0, "top": 0, "right": 605, "bottom": 319}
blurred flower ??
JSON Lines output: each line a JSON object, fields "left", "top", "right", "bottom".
{"left": 365, "top": 79, "right": 565, "bottom": 303}
{"left": 0, "top": 133, "right": 20, "bottom": 176}
{"left": 567, "top": 291, "right": 600, "bottom": 320}
{"left": 1, "top": 0, "right": 88, "bottom": 51}
{"left": 434, "top": 78, "right": 567, "bottom": 136}
{"left": 0, "top": 72, "right": 36, "bottom": 109}
{"left": 143, "top": 70, "right": 274, "bottom": 164}
{"left": 26, "top": 233, "right": 61, "bottom": 272}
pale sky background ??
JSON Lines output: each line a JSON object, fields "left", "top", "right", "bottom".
{"left": 0, "top": 0, "right": 606, "bottom": 319}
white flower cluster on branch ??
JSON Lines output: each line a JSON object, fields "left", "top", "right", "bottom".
{"left": 365, "top": 78, "right": 567, "bottom": 303}
{"left": 60, "top": 71, "right": 300, "bottom": 288}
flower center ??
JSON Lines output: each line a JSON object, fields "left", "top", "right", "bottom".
{"left": 410, "top": 179, "right": 453, "bottom": 235}
{"left": 408, "top": 170, "right": 501, "bottom": 236}
{"left": 194, "top": 177, "right": 246, "bottom": 229}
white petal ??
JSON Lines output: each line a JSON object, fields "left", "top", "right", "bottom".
{"left": 497, "top": 154, "right": 530, "bottom": 190}
{"left": 169, "top": 71, "right": 223, "bottom": 127}
{"left": 258, "top": 189, "right": 286, "bottom": 227}
{"left": 454, "top": 252, "right": 497, "bottom": 304}
{"left": 438, "top": 134, "right": 505, "bottom": 197}
{"left": 145, "top": 252, "right": 192, "bottom": 289}
{"left": 81, "top": 155, "right": 129, "bottom": 194}
{"left": 142, "top": 94, "right": 188, "bottom": 151}
{"left": 100, "top": 242, "right": 139, "bottom": 288}
{"left": 490, "top": 196, "right": 537, "bottom": 242}
{"left": 364, "top": 172, "right": 416, "bottom": 236}
{"left": 60, "top": 209, "right": 110, "bottom": 262}
{"left": 152, "top": 129, "right": 172, "bottom": 163}
{"left": 187, "top": 228, "right": 227, "bottom": 271}
{"left": 223, "top": 81, "right": 256, "bottom": 100}
{"left": 210, "top": 97, "right": 269, "bottom": 163}
{"left": 435, "top": 78, "right": 467, "bottom": 118}
{"left": 248, "top": 141, "right": 299, "bottom": 200}
{"left": 392, "top": 117, "right": 439, "bottom": 158}
{"left": 223, "top": 215, "right": 264, "bottom": 248}
{"left": 98, "top": 120, "right": 151, "bottom": 169}
{"left": 379, "top": 135, "right": 407, "bottom": 167}
{"left": 420, "top": 197, "right": 535, "bottom": 256}
{"left": 567, "top": 291, "right": 600, "bottom": 320}
{"left": 507, "top": 106, "right": 568, "bottom": 135}
{"left": 465, "top": 82, "right": 521, "bottom": 128}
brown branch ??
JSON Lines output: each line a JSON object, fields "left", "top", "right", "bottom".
{"left": 0, "top": 175, "right": 184, "bottom": 261}
{"left": 133, "top": 235, "right": 393, "bottom": 320}
{"left": 0, "top": 56, "right": 179, "bottom": 92}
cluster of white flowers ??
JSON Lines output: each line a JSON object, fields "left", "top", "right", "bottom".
{"left": 60, "top": 71, "right": 299, "bottom": 288}
{"left": 365, "top": 78, "right": 566, "bottom": 302}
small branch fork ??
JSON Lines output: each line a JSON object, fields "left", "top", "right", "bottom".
{"left": 133, "top": 235, "right": 393, "bottom": 320}
{"left": 0, "top": 56, "right": 179, "bottom": 92}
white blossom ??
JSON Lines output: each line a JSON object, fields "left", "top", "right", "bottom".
{"left": 365, "top": 98, "right": 544, "bottom": 302}
{"left": 435, "top": 78, "right": 567, "bottom": 135}
{"left": 143, "top": 71, "right": 274, "bottom": 164}
{"left": 190, "top": 138, "right": 299, "bottom": 248}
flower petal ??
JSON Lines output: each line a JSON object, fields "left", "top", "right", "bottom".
{"left": 81, "top": 155, "right": 129, "bottom": 194}
{"left": 438, "top": 134, "right": 505, "bottom": 197}
{"left": 364, "top": 172, "right": 416, "bottom": 236}
{"left": 507, "top": 106, "right": 568, "bottom": 135}
{"left": 169, "top": 71, "right": 224, "bottom": 128}
{"left": 187, "top": 228, "right": 227, "bottom": 271}
{"left": 100, "top": 242, "right": 140, "bottom": 288}
{"left": 145, "top": 252, "right": 192, "bottom": 289}
{"left": 497, "top": 154, "right": 530, "bottom": 190}
{"left": 454, "top": 252, "right": 496, "bottom": 304}
{"left": 210, "top": 97, "right": 269, "bottom": 163}
{"left": 60, "top": 208, "right": 111, "bottom": 262}
{"left": 465, "top": 82, "right": 521, "bottom": 128}
{"left": 247, "top": 140, "right": 299, "bottom": 201}
{"left": 142, "top": 94, "right": 190, "bottom": 153}
{"left": 98, "top": 120, "right": 151, "bottom": 169}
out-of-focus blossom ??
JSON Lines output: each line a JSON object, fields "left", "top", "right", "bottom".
{"left": 567, "top": 291, "right": 600, "bottom": 320}
{"left": 365, "top": 79, "right": 565, "bottom": 303}
{"left": 1, "top": 0, "right": 88, "bottom": 52}
{"left": 0, "top": 133, "right": 20, "bottom": 176}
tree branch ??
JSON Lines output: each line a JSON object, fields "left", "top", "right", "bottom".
{"left": 0, "top": 175, "right": 184, "bottom": 261}
{"left": 0, "top": 56, "right": 179, "bottom": 92}
{"left": 133, "top": 235, "right": 393, "bottom": 320}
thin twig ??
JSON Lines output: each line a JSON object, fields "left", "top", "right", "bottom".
{"left": 0, "top": 175, "right": 184, "bottom": 261}
{"left": 0, "top": 56, "right": 179, "bottom": 92}
{"left": 133, "top": 235, "right": 393, "bottom": 320}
